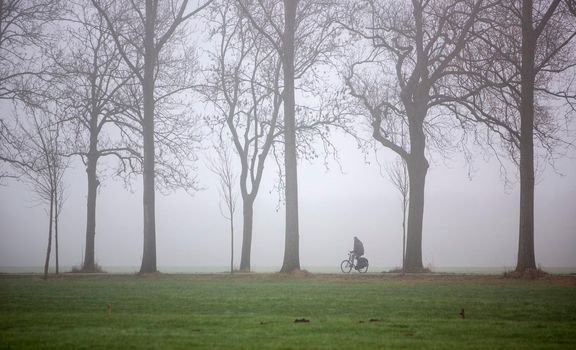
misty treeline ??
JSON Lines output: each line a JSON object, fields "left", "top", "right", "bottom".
{"left": 1, "top": 0, "right": 574, "bottom": 277}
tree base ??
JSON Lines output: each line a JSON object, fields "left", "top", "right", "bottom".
{"left": 504, "top": 267, "right": 548, "bottom": 279}
{"left": 70, "top": 263, "right": 105, "bottom": 273}
{"left": 137, "top": 271, "right": 161, "bottom": 276}
{"left": 399, "top": 266, "right": 432, "bottom": 273}
{"left": 279, "top": 269, "right": 311, "bottom": 277}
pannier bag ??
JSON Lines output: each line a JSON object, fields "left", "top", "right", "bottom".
{"left": 357, "top": 257, "right": 368, "bottom": 269}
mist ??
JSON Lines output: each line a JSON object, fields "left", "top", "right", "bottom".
{"left": 1, "top": 0, "right": 576, "bottom": 275}
{"left": 2, "top": 131, "right": 575, "bottom": 271}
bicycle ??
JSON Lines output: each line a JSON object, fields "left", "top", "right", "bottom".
{"left": 340, "top": 251, "right": 369, "bottom": 273}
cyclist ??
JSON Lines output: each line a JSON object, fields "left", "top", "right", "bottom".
{"left": 351, "top": 236, "right": 364, "bottom": 268}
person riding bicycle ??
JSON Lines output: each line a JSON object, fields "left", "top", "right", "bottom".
{"left": 351, "top": 236, "right": 364, "bottom": 267}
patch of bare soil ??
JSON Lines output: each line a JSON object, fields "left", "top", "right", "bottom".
{"left": 287, "top": 269, "right": 312, "bottom": 277}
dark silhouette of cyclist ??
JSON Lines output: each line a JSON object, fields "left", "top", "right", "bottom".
{"left": 351, "top": 236, "right": 364, "bottom": 265}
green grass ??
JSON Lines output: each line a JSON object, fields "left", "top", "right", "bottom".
{"left": 1, "top": 273, "right": 575, "bottom": 349}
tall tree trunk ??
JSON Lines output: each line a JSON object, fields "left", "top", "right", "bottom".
{"left": 404, "top": 118, "right": 428, "bottom": 272}
{"left": 44, "top": 191, "right": 54, "bottom": 280}
{"left": 239, "top": 198, "right": 254, "bottom": 272}
{"left": 280, "top": 0, "right": 300, "bottom": 273}
{"left": 516, "top": 0, "right": 537, "bottom": 272}
{"left": 83, "top": 151, "right": 98, "bottom": 272}
{"left": 405, "top": 158, "right": 427, "bottom": 271}
{"left": 140, "top": 0, "right": 157, "bottom": 274}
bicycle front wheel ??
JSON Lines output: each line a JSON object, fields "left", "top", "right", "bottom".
{"left": 340, "top": 259, "right": 353, "bottom": 273}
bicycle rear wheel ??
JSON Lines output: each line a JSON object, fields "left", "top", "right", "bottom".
{"left": 358, "top": 260, "right": 369, "bottom": 273}
{"left": 340, "top": 259, "right": 353, "bottom": 273}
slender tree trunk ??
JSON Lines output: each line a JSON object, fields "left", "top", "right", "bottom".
{"left": 239, "top": 198, "right": 254, "bottom": 272}
{"left": 44, "top": 191, "right": 54, "bottom": 280}
{"left": 280, "top": 0, "right": 300, "bottom": 273}
{"left": 83, "top": 151, "right": 98, "bottom": 272}
{"left": 229, "top": 182, "right": 234, "bottom": 274}
{"left": 402, "top": 194, "right": 407, "bottom": 272}
{"left": 516, "top": 0, "right": 537, "bottom": 272}
{"left": 55, "top": 188, "right": 59, "bottom": 275}
{"left": 230, "top": 209, "right": 234, "bottom": 274}
{"left": 140, "top": 0, "right": 157, "bottom": 274}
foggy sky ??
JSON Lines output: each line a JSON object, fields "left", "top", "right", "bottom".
{"left": 1, "top": 131, "right": 575, "bottom": 271}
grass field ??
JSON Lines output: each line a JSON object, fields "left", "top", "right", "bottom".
{"left": 1, "top": 273, "right": 575, "bottom": 349}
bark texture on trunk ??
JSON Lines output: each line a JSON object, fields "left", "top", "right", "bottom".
{"left": 403, "top": 111, "right": 428, "bottom": 272}
{"left": 516, "top": 0, "right": 537, "bottom": 272}
{"left": 404, "top": 156, "right": 427, "bottom": 271}
{"left": 280, "top": 0, "right": 300, "bottom": 273}
{"left": 140, "top": 0, "right": 158, "bottom": 274}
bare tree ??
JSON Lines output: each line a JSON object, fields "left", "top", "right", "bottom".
{"left": 512, "top": 0, "right": 576, "bottom": 273}
{"left": 1, "top": 2, "right": 66, "bottom": 275}
{"left": 236, "top": 0, "right": 342, "bottom": 272}
{"left": 202, "top": 0, "right": 283, "bottom": 271}
{"left": 342, "top": 0, "right": 489, "bottom": 271}
{"left": 11, "top": 109, "right": 68, "bottom": 279}
{"left": 44, "top": 2, "right": 142, "bottom": 272}
{"left": 456, "top": 0, "right": 576, "bottom": 274}
{"left": 207, "top": 143, "right": 238, "bottom": 274}
{"left": 91, "top": 0, "right": 210, "bottom": 273}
